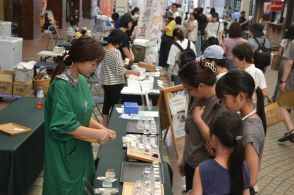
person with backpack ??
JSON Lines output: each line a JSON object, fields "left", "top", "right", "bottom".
{"left": 232, "top": 43, "right": 268, "bottom": 97}
{"left": 248, "top": 23, "right": 271, "bottom": 72}
{"left": 167, "top": 28, "right": 196, "bottom": 85}
{"left": 188, "top": 112, "right": 250, "bottom": 195}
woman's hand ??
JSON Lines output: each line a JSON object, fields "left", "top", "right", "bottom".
{"left": 178, "top": 159, "right": 186, "bottom": 176}
{"left": 131, "top": 70, "right": 140, "bottom": 76}
{"left": 106, "top": 129, "right": 116, "bottom": 140}
{"left": 98, "top": 128, "right": 110, "bottom": 144}
{"left": 193, "top": 106, "right": 205, "bottom": 124}
{"left": 279, "top": 82, "right": 286, "bottom": 92}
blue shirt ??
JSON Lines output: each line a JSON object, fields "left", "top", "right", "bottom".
{"left": 199, "top": 159, "right": 250, "bottom": 195}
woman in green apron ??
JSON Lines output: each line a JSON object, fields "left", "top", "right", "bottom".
{"left": 43, "top": 36, "right": 116, "bottom": 195}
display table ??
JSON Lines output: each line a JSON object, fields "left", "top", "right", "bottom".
{"left": 120, "top": 76, "right": 162, "bottom": 106}
{"left": 94, "top": 105, "right": 173, "bottom": 194}
{"left": 0, "top": 97, "right": 45, "bottom": 195}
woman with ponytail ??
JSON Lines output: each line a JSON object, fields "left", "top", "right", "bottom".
{"left": 216, "top": 70, "right": 266, "bottom": 194}
{"left": 43, "top": 36, "right": 116, "bottom": 195}
{"left": 189, "top": 112, "right": 250, "bottom": 195}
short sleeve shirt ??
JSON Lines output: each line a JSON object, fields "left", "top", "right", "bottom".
{"left": 183, "top": 96, "right": 227, "bottom": 168}
{"left": 245, "top": 64, "right": 267, "bottom": 90}
{"left": 166, "top": 20, "right": 176, "bottom": 37}
{"left": 283, "top": 40, "right": 294, "bottom": 90}
{"left": 118, "top": 32, "right": 130, "bottom": 60}
{"left": 242, "top": 118, "right": 265, "bottom": 166}
{"left": 167, "top": 39, "right": 196, "bottom": 75}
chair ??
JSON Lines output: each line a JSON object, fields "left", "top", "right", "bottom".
{"left": 46, "top": 24, "right": 63, "bottom": 50}
{"left": 88, "top": 74, "right": 104, "bottom": 122}
{"left": 83, "top": 177, "right": 94, "bottom": 195}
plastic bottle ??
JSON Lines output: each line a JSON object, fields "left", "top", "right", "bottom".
{"left": 36, "top": 86, "right": 44, "bottom": 109}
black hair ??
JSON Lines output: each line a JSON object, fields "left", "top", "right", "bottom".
{"left": 197, "top": 7, "right": 204, "bottom": 14}
{"left": 191, "top": 12, "right": 198, "bottom": 20}
{"left": 229, "top": 22, "right": 242, "bottom": 38}
{"left": 216, "top": 70, "right": 267, "bottom": 134}
{"left": 70, "top": 19, "right": 76, "bottom": 27}
{"left": 175, "top": 16, "right": 182, "bottom": 25}
{"left": 184, "top": 12, "right": 189, "bottom": 21}
{"left": 210, "top": 7, "right": 216, "bottom": 14}
{"left": 206, "top": 58, "right": 228, "bottom": 68}
{"left": 111, "top": 12, "right": 119, "bottom": 21}
{"left": 130, "top": 7, "right": 139, "bottom": 15}
{"left": 178, "top": 61, "right": 216, "bottom": 88}
{"left": 212, "top": 12, "right": 219, "bottom": 19}
{"left": 173, "top": 27, "right": 184, "bottom": 42}
{"left": 232, "top": 43, "right": 254, "bottom": 63}
{"left": 212, "top": 112, "right": 244, "bottom": 195}
{"left": 284, "top": 24, "right": 294, "bottom": 43}
{"left": 172, "top": 3, "right": 178, "bottom": 8}
{"left": 202, "top": 37, "right": 219, "bottom": 51}
{"left": 51, "top": 36, "right": 105, "bottom": 82}
{"left": 119, "top": 13, "right": 133, "bottom": 28}
{"left": 107, "top": 29, "right": 125, "bottom": 46}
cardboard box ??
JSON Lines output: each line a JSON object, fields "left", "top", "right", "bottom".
{"left": 13, "top": 80, "right": 33, "bottom": 96}
{"left": 0, "top": 70, "right": 14, "bottom": 94}
{"left": 138, "top": 61, "right": 156, "bottom": 72}
{"left": 14, "top": 68, "right": 34, "bottom": 82}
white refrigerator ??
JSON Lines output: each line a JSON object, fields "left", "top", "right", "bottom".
{"left": 0, "top": 21, "right": 12, "bottom": 36}
{"left": 0, "top": 36, "right": 23, "bottom": 71}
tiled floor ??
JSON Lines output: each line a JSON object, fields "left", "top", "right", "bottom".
{"left": 0, "top": 19, "right": 293, "bottom": 195}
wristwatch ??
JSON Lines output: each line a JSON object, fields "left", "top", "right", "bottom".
{"left": 280, "top": 80, "right": 286, "bottom": 84}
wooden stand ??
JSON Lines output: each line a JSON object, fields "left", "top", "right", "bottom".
{"left": 157, "top": 84, "right": 187, "bottom": 159}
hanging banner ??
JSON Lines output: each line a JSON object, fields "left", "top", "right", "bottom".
{"left": 136, "top": 0, "right": 167, "bottom": 40}
{"left": 116, "top": 0, "right": 129, "bottom": 15}
{"left": 100, "top": 0, "right": 113, "bottom": 16}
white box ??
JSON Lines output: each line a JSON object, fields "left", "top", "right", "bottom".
{"left": 0, "top": 21, "right": 12, "bottom": 36}
{"left": 0, "top": 36, "right": 23, "bottom": 70}
{"left": 127, "top": 76, "right": 154, "bottom": 90}
{"left": 14, "top": 68, "right": 34, "bottom": 83}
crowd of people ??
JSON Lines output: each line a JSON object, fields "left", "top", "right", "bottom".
{"left": 41, "top": 3, "right": 294, "bottom": 195}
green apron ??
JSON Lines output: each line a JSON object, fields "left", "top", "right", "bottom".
{"left": 43, "top": 74, "right": 95, "bottom": 195}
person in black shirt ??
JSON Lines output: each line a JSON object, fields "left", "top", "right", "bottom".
{"left": 194, "top": 7, "right": 208, "bottom": 56}
{"left": 239, "top": 11, "right": 248, "bottom": 37}
{"left": 119, "top": 13, "right": 135, "bottom": 65}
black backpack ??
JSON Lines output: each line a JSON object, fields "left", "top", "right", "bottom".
{"left": 173, "top": 41, "right": 196, "bottom": 68}
{"left": 253, "top": 37, "right": 271, "bottom": 72}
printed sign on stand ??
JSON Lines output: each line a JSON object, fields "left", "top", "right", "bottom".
{"left": 157, "top": 84, "right": 188, "bottom": 158}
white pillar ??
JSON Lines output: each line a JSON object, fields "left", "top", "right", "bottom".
{"left": 240, "top": 0, "right": 251, "bottom": 17}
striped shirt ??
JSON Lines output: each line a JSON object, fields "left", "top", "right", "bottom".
{"left": 98, "top": 48, "right": 126, "bottom": 85}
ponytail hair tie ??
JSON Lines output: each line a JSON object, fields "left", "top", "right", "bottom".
{"left": 63, "top": 53, "right": 73, "bottom": 66}
{"left": 63, "top": 54, "right": 70, "bottom": 62}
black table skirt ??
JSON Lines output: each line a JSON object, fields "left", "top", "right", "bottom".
{"left": 0, "top": 97, "right": 45, "bottom": 195}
